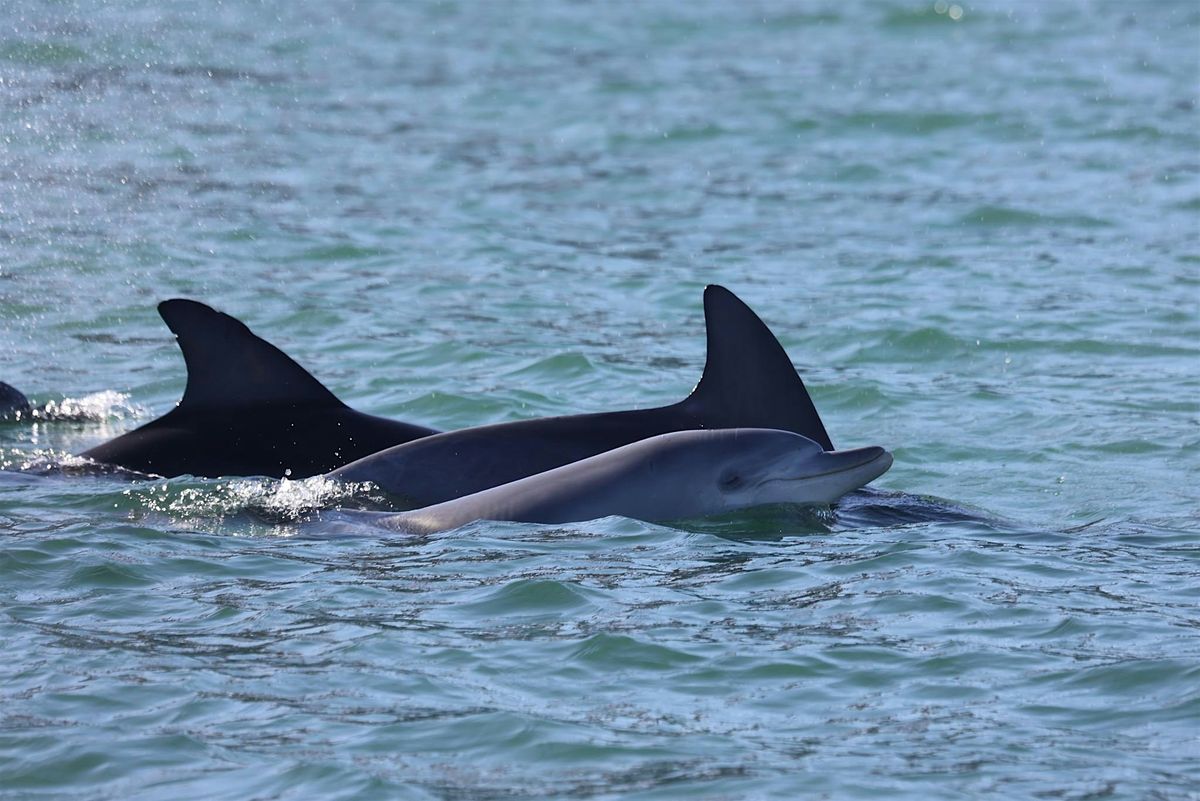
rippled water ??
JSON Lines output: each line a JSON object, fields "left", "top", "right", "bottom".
{"left": 2, "top": 1, "right": 1198, "bottom": 798}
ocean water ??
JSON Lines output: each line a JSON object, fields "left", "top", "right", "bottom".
{"left": 1, "top": 1, "right": 1198, "bottom": 798}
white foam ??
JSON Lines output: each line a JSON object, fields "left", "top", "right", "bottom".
{"left": 30, "top": 391, "right": 145, "bottom": 423}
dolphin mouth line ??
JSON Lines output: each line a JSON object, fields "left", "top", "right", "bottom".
{"left": 761, "top": 449, "right": 893, "bottom": 485}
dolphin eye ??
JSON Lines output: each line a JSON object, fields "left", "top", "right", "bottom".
{"left": 720, "top": 471, "right": 744, "bottom": 491}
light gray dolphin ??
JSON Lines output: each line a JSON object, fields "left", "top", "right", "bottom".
{"left": 350, "top": 429, "right": 893, "bottom": 535}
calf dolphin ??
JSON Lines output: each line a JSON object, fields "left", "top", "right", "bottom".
{"left": 79, "top": 300, "right": 439, "bottom": 478}
{"left": 330, "top": 285, "right": 836, "bottom": 507}
{"left": 354, "top": 429, "right": 892, "bottom": 534}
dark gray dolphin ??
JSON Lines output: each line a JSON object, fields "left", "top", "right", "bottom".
{"left": 0, "top": 382, "right": 32, "bottom": 421}
{"left": 330, "top": 285, "right": 835, "bottom": 507}
{"left": 355, "top": 429, "right": 892, "bottom": 534}
{"left": 79, "top": 300, "right": 439, "bottom": 478}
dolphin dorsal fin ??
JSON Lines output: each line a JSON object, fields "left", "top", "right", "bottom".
{"left": 158, "top": 299, "right": 345, "bottom": 410}
{"left": 685, "top": 285, "right": 834, "bottom": 450}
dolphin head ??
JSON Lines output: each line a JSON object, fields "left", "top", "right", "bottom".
{"left": 682, "top": 429, "right": 893, "bottom": 513}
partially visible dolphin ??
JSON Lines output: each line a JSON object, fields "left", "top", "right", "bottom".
{"left": 79, "top": 300, "right": 440, "bottom": 478}
{"left": 330, "top": 285, "right": 836, "bottom": 507}
{"left": 0, "top": 382, "right": 32, "bottom": 421}
{"left": 353, "top": 429, "right": 892, "bottom": 534}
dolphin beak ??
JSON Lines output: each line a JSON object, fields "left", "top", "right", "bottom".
{"left": 820, "top": 445, "right": 893, "bottom": 483}
{"left": 773, "top": 445, "right": 893, "bottom": 503}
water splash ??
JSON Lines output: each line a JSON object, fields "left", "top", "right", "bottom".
{"left": 124, "top": 475, "right": 386, "bottom": 527}
{"left": 23, "top": 391, "right": 145, "bottom": 423}
{"left": 0, "top": 447, "right": 127, "bottom": 476}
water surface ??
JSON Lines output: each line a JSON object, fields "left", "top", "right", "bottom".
{"left": 2, "top": 1, "right": 1198, "bottom": 798}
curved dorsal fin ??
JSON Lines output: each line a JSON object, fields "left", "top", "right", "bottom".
{"left": 158, "top": 299, "right": 345, "bottom": 410}
{"left": 684, "top": 285, "right": 834, "bottom": 450}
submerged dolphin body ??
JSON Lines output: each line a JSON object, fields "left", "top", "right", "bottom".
{"left": 330, "top": 285, "right": 836, "bottom": 507}
{"left": 80, "top": 300, "right": 439, "bottom": 478}
{"left": 356, "top": 429, "right": 892, "bottom": 534}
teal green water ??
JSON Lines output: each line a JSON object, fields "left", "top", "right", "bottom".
{"left": 2, "top": 1, "right": 1198, "bottom": 798}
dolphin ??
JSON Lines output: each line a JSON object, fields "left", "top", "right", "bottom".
{"left": 78, "top": 300, "right": 440, "bottom": 478}
{"left": 350, "top": 429, "right": 892, "bottom": 534}
{"left": 329, "top": 285, "right": 836, "bottom": 507}
{"left": 0, "top": 382, "right": 32, "bottom": 421}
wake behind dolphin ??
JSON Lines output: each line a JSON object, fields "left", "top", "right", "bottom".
{"left": 350, "top": 429, "right": 892, "bottom": 534}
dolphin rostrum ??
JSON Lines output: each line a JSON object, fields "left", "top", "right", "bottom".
{"left": 330, "top": 285, "right": 836, "bottom": 507}
{"left": 80, "top": 300, "right": 439, "bottom": 478}
{"left": 353, "top": 429, "right": 892, "bottom": 534}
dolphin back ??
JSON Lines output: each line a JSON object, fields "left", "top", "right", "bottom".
{"left": 332, "top": 286, "right": 835, "bottom": 505}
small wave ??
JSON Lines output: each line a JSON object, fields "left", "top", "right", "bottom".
{"left": 506, "top": 352, "right": 595, "bottom": 381}
{"left": 0, "top": 40, "right": 89, "bottom": 65}
{"left": 956, "top": 205, "right": 1112, "bottom": 229}
{"left": 838, "top": 111, "right": 990, "bottom": 136}
{"left": 882, "top": 3, "right": 970, "bottom": 27}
